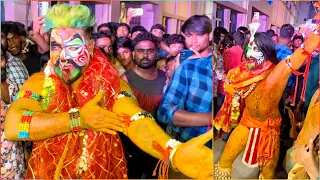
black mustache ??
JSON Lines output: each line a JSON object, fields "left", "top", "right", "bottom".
{"left": 141, "top": 58, "right": 150, "bottom": 61}
{"left": 55, "top": 58, "right": 79, "bottom": 67}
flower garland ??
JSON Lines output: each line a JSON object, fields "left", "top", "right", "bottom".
{"left": 230, "top": 83, "right": 257, "bottom": 125}
{"left": 40, "top": 65, "right": 56, "bottom": 110}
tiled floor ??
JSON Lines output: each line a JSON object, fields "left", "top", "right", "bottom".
{"left": 214, "top": 138, "right": 290, "bottom": 179}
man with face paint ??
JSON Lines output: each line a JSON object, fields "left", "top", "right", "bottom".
{"left": 4, "top": 4, "right": 213, "bottom": 179}
{"left": 213, "top": 13, "right": 320, "bottom": 179}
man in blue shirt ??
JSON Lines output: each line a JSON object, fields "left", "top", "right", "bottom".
{"left": 157, "top": 15, "right": 213, "bottom": 148}
{"left": 275, "top": 24, "right": 294, "bottom": 61}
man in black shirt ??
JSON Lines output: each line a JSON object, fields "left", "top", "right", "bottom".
{"left": 4, "top": 21, "right": 42, "bottom": 76}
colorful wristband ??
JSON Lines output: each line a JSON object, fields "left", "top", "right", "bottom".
{"left": 18, "top": 110, "right": 34, "bottom": 139}
{"left": 69, "top": 108, "right": 82, "bottom": 132}
{"left": 16, "top": 90, "right": 43, "bottom": 102}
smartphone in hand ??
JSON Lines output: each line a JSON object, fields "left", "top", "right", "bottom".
{"left": 179, "top": 49, "right": 194, "bottom": 63}
{"left": 38, "top": 2, "right": 50, "bottom": 17}
{"left": 128, "top": 8, "right": 144, "bottom": 17}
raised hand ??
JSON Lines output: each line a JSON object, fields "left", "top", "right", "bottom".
{"left": 189, "top": 47, "right": 203, "bottom": 59}
{"left": 80, "top": 91, "right": 126, "bottom": 135}
{"left": 173, "top": 129, "right": 213, "bottom": 179}
{"left": 33, "top": 15, "right": 45, "bottom": 36}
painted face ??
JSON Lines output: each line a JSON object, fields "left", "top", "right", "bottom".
{"left": 250, "top": 42, "right": 265, "bottom": 65}
{"left": 50, "top": 28, "right": 90, "bottom": 84}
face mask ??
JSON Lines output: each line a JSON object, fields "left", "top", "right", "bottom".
{"left": 250, "top": 43, "right": 265, "bottom": 65}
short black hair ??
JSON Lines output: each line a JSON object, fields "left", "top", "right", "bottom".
{"left": 113, "top": 37, "right": 133, "bottom": 57}
{"left": 27, "top": 26, "right": 33, "bottom": 32}
{"left": 280, "top": 24, "right": 294, "bottom": 39}
{"left": 213, "top": 27, "right": 228, "bottom": 44}
{"left": 166, "top": 34, "right": 185, "bottom": 47}
{"left": 131, "top": 25, "right": 147, "bottom": 34}
{"left": 97, "top": 23, "right": 113, "bottom": 33}
{"left": 107, "top": 22, "right": 119, "bottom": 34}
{"left": 166, "top": 55, "right": 175, "bottom": 63}
{"left": 244, "top": 30, "right": 251, "bottom": 36}
{"left": 233, "top": 31, "right": 245, "bottom": 46}
{"left": 266, "top": 29, "right": 275, "bottom": 38}
{"left": 222, "top": 32, "right": 234, "bottom": 49}
{"left": 292, "top": 35, "right": 304, "bottom": 43}
{"left": 5, "top": 21, "right": 27, "bottom": 37}
{"left": 1, "top": 44, "right": 7, "bottom": 57}
{"left": 162, "top": 34, "right": 170, "bottom": 41}
{"left": 237, "top": 26, "right": 248, "bottom": 32}
{"left": 1, "top": 21, "right": 10, "bottom": 36}
{"left": 116, "top": 23, "right": 130, "bottom": 33}
{"left": 91, "top": 30, "right": 112, "bottom": 42}
{"left": 27, "top": 21, "right": 33, "bottom": 32}
{"left": 150, "top": 24, "right": 165, "bottom": 33}
{"left": 182, "top": 15, "right": 212, "bottom": 35}
{"left": 131, "top": 32, "right": 158, "bottom": 49}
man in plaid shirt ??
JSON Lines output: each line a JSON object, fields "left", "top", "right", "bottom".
{"left": 1, "top": 29, "right": 29, "bottom": 90}
{"left": 6, "top": 53, "right": 29, "bottom": 89}
{"left": 158, "top": 15, "right": 215, "bottom": 148}
{"left": 275, "top": 24, "right": 294, "bottom": 61}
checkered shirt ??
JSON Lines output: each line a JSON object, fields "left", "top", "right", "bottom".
{"left": 6, "top": 53, "right": 29, "bottom": 90}
{"left": 157, "top": 55, "right": 212, "bottom": 143}
{"left": 275, "top": 45, "right": 292, "bottom": 61}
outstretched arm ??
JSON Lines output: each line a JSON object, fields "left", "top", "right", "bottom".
{"left": 266, "top": 29, "right": 320, "bottom": 93}
{"left": 113, "top": 80, "right": 171, "bottom": 159}
{"left": 113, "top": 80, "right": 213, "bottom": 178}
{"left": 4, "top": 74, "right": 72, "bottom": 141}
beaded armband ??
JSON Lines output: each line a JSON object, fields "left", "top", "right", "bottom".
{"left": 69, "top": 108, "right": 82, "bottom": 132}
{"left": 116, "top": 91, "right": 136, "bottom": 100}
{"left": 131, "top": 111, "right": 155, "bottom": 121}
{"left": 16, "top": 90, "right": 43, "bottom": 102}
{"left": 18, "top": 110, "right": 34, "bottom": 139}
{"left": 118, "top": 111, "right": 155, "bottom": 127}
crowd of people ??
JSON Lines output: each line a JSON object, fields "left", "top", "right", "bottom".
{"left": 1, "top": 2, "right": 319, "bottom": 180}
{"left": 1, "top": 3, "right": 212, "bottom": 179}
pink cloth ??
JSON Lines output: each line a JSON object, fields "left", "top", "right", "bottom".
{"left": 219, "top": 46, "right": 244, "bottom": 95}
